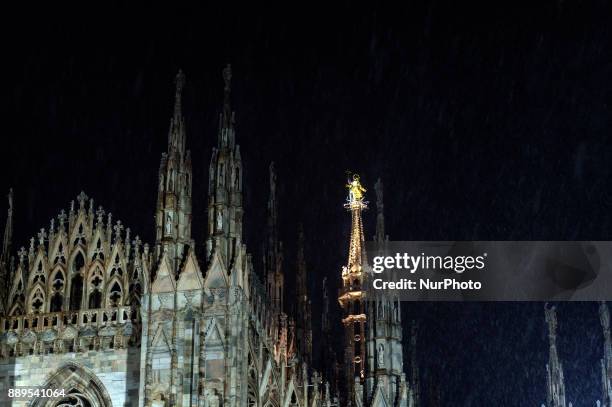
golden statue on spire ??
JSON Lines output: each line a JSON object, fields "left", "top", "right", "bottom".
{"left": 346, "top": 173, "right": 366, "bottom": 202}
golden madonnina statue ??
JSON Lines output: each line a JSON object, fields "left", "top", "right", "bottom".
{"left": 346, "top": 174, "right": 366, "bottom": 202}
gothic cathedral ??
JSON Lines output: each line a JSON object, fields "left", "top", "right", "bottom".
{"left": 0, "top": 66, "right": 331, "bottom": 407}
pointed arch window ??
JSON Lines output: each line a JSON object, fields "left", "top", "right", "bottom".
{"left": 69, "top": 274, "right": 83, "bottom": 311}
{"left": 49, "top": 270, "right": 65, "bottom": 312}
{"left": 32, "top": 261, "right": 46, "bottom": 285}
{"left": 87, "top": 266, "right": 104, "bottom": 309}
{"left": 52, "top": 392, "right": 93, "bottom": 407}
{"left": 107, "top": 281, "right": 122, "bottom": 307}
{"left": 92, "top": 238, "right": 104, "bottom": 261}
{"left": 29, "top": 287, "right": 45, "bottom": 314}
{"left": 73, "top": 223, "right": 86, "bottom": 246}
{"left": 128, "top": 266, "right": 142, "bottom": 307}
{"left": 31, "top": 362, "right": 113, "bottom": 407}
{"left": 72, "top": 252, "right": 85, "bottom": 275}
{"left": 54, "top": 242, "right": 66, "bottom": 264}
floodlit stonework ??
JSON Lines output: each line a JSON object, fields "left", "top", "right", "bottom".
{"left": 3, "top": 65, "right": 606, "bottom": 407}
{"left": 338, "top": 176, "right": 413, "bottom": 407}
{"left": 0, "top": 66, "right": 333, "bottom": 407}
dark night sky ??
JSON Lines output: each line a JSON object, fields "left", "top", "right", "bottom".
{"left": 2, "top": 2, "right": 612, "bottom": 405}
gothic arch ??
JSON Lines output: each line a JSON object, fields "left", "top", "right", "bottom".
{"left": 88, "top": 229, "right": 105, "bottom": 262}
{"left": 86, "top": 264, "right": 105, "bottom": 309}
{"left": 127, "top": 264, "right": 143, "bottom": 307}
{"left": 9, "top": 269, "right": 25, "bottom": 315}
{"left": 29, "top": 254, "right": 48, "bottom": 289}
{"left": 105, "top": 278, "right": 123, "bottom": 307}
{"left": 31, "top": 361, "right": 113, "bottom": 407}
{"left": 69, "top": 248, "right": 87, "bottom": 276}
{"left": 50, "top": 236, "right": 68, "bottom": 265}
{"left": 28, "top": 283, "right": 46, "bottom": 314}
{"left": 70, "top": 219, "right": 88, "bottom": 247}
{"left": 48, "top": 266, "right": 67, "bottom": 310}
{"left": 107, "top": 245, "right": 125, "bottom": 279}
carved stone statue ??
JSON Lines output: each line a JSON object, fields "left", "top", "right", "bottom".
{"left": 216, "top": 210, "right": 223, "bottom": 231}
{"left": 165, "top": 212, "right": 173, "bottom": 236}
{"left": 378, "top": 343, "right": 385, "bottom": 367}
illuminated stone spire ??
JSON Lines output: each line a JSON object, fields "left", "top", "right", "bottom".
{"left": 600, "top": 302, "right": 612, "bottom": 407}
{"left": 339, "top": 173, "right": 368, "bottom": 406}
{"left": 1, "top": 188, "right": 13, "bottom": 263}
{"left": 344, "top": 174, "right": 367, "bottom": 273}
{"left": 1, "top": 189, "right": 14, "bottom": 313}
{"left": 155, "top": 70, "right": 193, "bottom": 271}
{"left": 206, "top": 64, "right": 243, "bottom": 268}
{"left": 220, "top": 63, "right": 235, "bottom": 141}
{"left": 545, "top": 304, "right": 567, "bottom": 407}
{"left": 169, "top": 69, "right": 186, "bottom": 153}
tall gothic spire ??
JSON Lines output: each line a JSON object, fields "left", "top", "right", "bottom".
{"left": 344, "top": 174, "right": 367, "bottom": 273}
{"left": 168, "top": 69, "right": 187, "bottom": 155}
{"left": 339, "top": 173, "right": 368, "bottom": 406}
{"left": 174, "top": 69, "right": 185, "bottom": 119}
{"left": 206, "top": 64, "right": 243, "bottom": 268}
{"left": 545, "top": 304, "right": 567, "bottom": 407}
{"left": 155, "top": 70, "right": 193, "bottom": 269}
{"left": 365, "top": 177, "right": 408, "bottom": 406}
{"left": 265, "top": 162, "right": 284, "bottom": 316}
{"left": 600, "top": 302, "right": 612, "bottom": 406}
{"left": 218, "top": 63, "right": 235, "bottom": 148}
{"left": 222, "top": 64, "right": 233, "bottom": 128}
{"left": 0, "top": 189, "right": 13, "bottom": 312}
{"left": 1, "top": 188, "right": 13, "bottom": 263}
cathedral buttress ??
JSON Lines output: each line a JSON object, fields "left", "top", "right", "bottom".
{"left": 155, "top": 69, "right": 193, "bottom": 271}
{"left": 205, "top": 64, "right": 243, "bottom": 269}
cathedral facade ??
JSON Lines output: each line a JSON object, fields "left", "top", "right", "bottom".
{"left": 0, "top": 66, "right": 331, "bottom": 407}
{"left": 0, "top": 64, "right": 607, "bottom": 407}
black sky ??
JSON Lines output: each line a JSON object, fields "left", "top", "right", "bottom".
{"left": 2, "top": 2, "right": 612, "bottom": 405}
